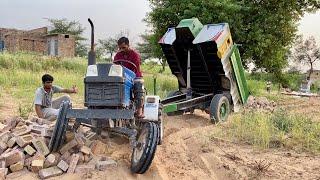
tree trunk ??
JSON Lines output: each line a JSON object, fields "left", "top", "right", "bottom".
{"left": 308, "top": 63, "right": 313, "bottom": 80}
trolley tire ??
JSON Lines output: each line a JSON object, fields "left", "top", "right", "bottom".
{"left": 210, "top": 94, "right": 230, "bottom": 123}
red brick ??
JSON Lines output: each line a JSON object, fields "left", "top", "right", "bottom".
{"left": 30, "top": 124, "right": 47, "bottom": 134}
{"left": 67, "top": 154, "right": 79, "bottom": 173}
{"left": 4, "top": 117, "right": 21, "bottom": 131}
{"left": 0, "top": 141, "right": 8, "bottom": 154}
{"left": 16, "top": 121, "right": 26, "bottom": 127}
{"left": 44, "top": 153, "right": 60, "bottom": 168}
{"left": 24, "top": 145, "right": 36, "bottom": 156}
{"left": 60, "top": 139, "right": 78, "bottom": 154}
{"left": 80, "top": 145, "right": 91, "bottom": 155}
{"left": 16, "top": 134, "right": 33, "bottom": 147}
{"left": 0, "top": 132, "right": 11, "bottom": 143}
{"left": 31, "top": 159, "right": 44, "bottom": 173}
{"left": 7, "top": 137, "right": 16, "bottom": 148}
{"left": 9, "top": 161, "right": 24, "bottom": 172}
{"left": 24, "top": 152, "right": 45, "bottom": 170}
{"left": 61, "top": 151, "right": 71, "bottom": 163}
{"left": 32, "top": 137, "right": 50, "bottom": 156}
{"left": 12, "top": 125, "right": 30, "bottom": 136}
{"left": 3, "top": 150, "right": 24, "bottom": 167}
{"left": 41, "top": 128, "right": 53, "bottom": 138}
{"left": 39, "top": 166, "right": 63, "bottom": 179}
{"left": 77, "top": 152, "right": 84, "bottom": 165}
{"left": 95, "top": 158, "right": 117, "bottom": 171}
{"left": 57, "top": 160, "right": 69, "bottom": 172}
{"left": 74, "top": 164, "right": 95, "bottom": 174}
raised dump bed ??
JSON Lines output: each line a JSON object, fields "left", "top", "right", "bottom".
{"left": 160, "top": 18, "right": 249, "bottom": 123}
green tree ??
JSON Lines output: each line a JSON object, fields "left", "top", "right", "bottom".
{"left": 47, "top": 18, "right": 87, "bottom": 57}
{"left": 293, "top": 35, "right": 320, "bottom": 79}
{"left": 97, "top": 30, "right": 130, "bottom": 61}
{"left": 136, "top": 33, "right": 166, "bottom": 72}
{"left": 98, "top": 37, "right": 118, "bottom": 59}
{"left": 146, "top": 0, "right": 320, "bottom": 74}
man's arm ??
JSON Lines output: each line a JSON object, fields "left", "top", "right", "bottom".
{"left": 56, "top": 85, "right": 78, "bottom": 94}
{"left": 134, "top": 51, "right": 142, "bottom": 77}
{"left": 35, "top": 105, "right": 44, "bottom": 118}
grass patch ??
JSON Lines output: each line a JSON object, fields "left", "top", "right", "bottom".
{"left": 214, "top": 109, "right": 320, "bottom": 153}
{"left": 0, "top": 52, "right": 178, "bottom": 113}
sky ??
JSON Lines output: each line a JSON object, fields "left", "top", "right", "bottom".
{"left": 0, "top": 0, "right": 150, "bottom": 45}
{"left": 0, "top": 0, "right": 319, "bottom": 47}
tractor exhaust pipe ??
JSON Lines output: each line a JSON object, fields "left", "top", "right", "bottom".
{"left": 88, "top": 18, "right": 96, "bottom": 65}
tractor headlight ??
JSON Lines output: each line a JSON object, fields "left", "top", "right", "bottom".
{"left": 109, "top": 65, "right": 123, "bottom": 77}
{"left": 86, "top": 65, "right": 98, "bottom": 76}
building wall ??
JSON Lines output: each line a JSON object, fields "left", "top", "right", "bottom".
{"left": 57, "top": 34, "right": 75, "bottom": 57}
{"left": 0, "top": 27, "right": 75, "bottom": 57}
{"left": 46, "top": 34, "right": 75, "bottom": 57}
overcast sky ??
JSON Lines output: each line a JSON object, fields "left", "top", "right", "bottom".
{"left": 0, "top": 0, "right": 319, "bottom": 47}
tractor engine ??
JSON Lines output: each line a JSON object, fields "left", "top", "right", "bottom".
{"left": 84, "top": 63, "right": 136, "bottom": 108}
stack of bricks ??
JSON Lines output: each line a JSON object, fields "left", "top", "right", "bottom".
{"left": 0, "top": 116, "right": 117, "bottom": 179}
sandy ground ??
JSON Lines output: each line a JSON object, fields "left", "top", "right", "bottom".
{"left": 1, "top": 96, "right": 320, "bottom": 180}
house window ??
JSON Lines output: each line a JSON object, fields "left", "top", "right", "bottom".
{"left": 65, "top": 35, "right": 69, "bottom": 38}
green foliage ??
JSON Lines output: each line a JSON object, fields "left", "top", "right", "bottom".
{"left": 292, "top": 35, "right": 320, "bottom": 79}
{"left": 98, "top": 38, "right": 118, "bottom": 59}
{"left": 96, "top": 30, "right": 130, "bottom": 61}
{"left": 146, "top": 0, "right": 320, "bottom": 73}
{"left": 46, "top": 18, "right": 87, "bottom": 57}
{"left": 18, "top": 103, "right": 33, "bottom": 119}
{"left": 216, "top": 109, "right": 320, "bottom": 153}
{"left": 0, "top": 52, "right": 178, "bottom": 110}
{"left": 136, "top": 33, "right": 167, "bottom": 72}
{"left": 248, "top": 72, "right": 304, "bottom": 91}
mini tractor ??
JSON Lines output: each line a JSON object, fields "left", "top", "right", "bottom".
{"left": 49, "top": 19, "right": 163, "bottom": 174}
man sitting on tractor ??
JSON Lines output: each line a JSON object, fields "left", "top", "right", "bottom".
{"left": 114, "top": 37, "right": 145, "bottom": 118}
{"left": 34, "top": 74, "right": 78, "bottom": 121}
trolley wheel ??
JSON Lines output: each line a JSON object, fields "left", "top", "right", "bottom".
{"left": 210, "top": 94, "right": 230, "bottom": 123}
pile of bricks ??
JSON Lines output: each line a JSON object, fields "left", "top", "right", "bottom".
{"left": 245, "top": 96, "right": 277, "bottom": 112}
{"left": 0, "top": 116, "right": 117, "bottom": 179}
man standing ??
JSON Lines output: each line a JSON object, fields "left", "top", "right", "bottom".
{"left": 34, "top": 74, "right": 77, "bottom": 120}
{"left": 114, "top": 37, "right": 144, "bottom": 118}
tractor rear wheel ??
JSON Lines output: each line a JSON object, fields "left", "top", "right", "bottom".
{"left": 131, "top": 122, "right": 158, "bottom": 174}
{"left": 210, "top": 94, "right": 230, "bottom": 123}
{"left": 49, "top": 101, "right": 70, "bottom": 152}
{"left": 158, "top": 103, "right": 163, "bottom": 145}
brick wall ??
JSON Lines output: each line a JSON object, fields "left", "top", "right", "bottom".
{"left": 47, "top": 34, "right": 75, "bottom": 57}
{"left": 57, "top": 34, "right": 75, "bottom": 57}
{"left": 0, "top": 27, "right": 75, "bottom": 57}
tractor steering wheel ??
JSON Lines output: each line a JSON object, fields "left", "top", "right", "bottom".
{"left": 113, "top": 59, "right": 138, "bottom": 74}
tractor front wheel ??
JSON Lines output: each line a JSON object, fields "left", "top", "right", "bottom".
{"left": 209, "top": 94, "right": 230, "bottom": 123}
{"left": 131, "top": 122, "right": 158, "bottom": 174}
{"left": 49, "top": 101, "right": 70, "bottom": 152}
